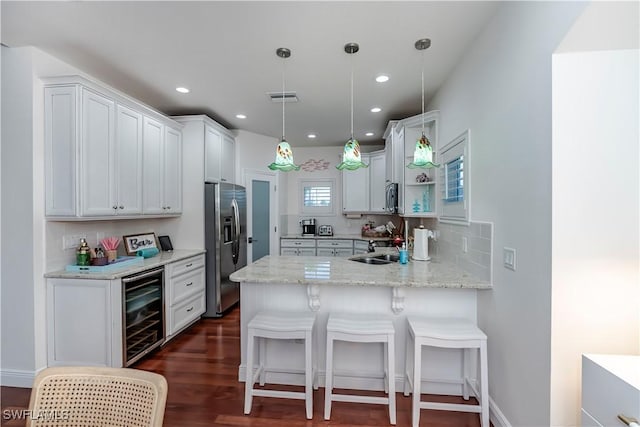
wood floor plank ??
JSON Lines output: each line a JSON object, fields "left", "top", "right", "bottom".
{"left": 0, "top": 305, "right": 489, "bottom": 426}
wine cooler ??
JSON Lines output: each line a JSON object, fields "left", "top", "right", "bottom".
{"left": 122, "top": 267, "right": 165, "bottom": 366}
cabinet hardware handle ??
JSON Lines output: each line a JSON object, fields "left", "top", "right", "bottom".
{"left": 221, "top": 178, "right": 227, "bottom": 182}
{"left": 185, "top": 263, "right": 193, "bottom": 268}
{"left": 162, "top": 206, "right": 166, "bottom": 210}
{"left": 618, "top": 414, "right": 639, "bottom": 427}
{"left": 119, "top": 206, "right": 124, "bottom": 209}
{"left": 113, "top": 206, "right": 118, "bottom": 210}
{"left": 186, "top": 306, "right": 194, "bottom": 312}
{"left": 167, "top": 206, "right": 171, "bottom": 209}
{"left": 185, "top": 282, "right": 193, "bottom": 286}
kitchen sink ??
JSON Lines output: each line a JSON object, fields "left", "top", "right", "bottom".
{"left": 373, "top": 254, "right": 400, "bottom": 262}
{"left": 350, "top": 257, "right": 391, "bottom": 265}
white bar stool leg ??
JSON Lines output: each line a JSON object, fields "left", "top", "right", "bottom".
{"left": 412, "top": 339, "right": 422, "bottom": 427}
{"left": 305, "top": 328, "right": 313, "bottom": 419}
{"left": 324, "top": 332, "right": 334, "bottom": 420}
{"left": 404, "top": 329, "right": 413, "bottom": 397}
{"left": 259, "top": 337, "right": 267, "bottom": 386}
{"left": 383, "top": 341, "right": 389, "bottom": 394}
{"left": 463, "top": 347, "right": 470, "bottom": 400}
{"left": 480, "top": 341, "right": 489, "bottom": 427}
{"left": 244, "top": 330, "right": 255, "bottom": 415}
{"left": 387, "top": 331, "right": 396, "bottom": 425}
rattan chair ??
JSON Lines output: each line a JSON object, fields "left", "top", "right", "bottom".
{"left": 27, "top": 366, "right": 168, "bottom": 427}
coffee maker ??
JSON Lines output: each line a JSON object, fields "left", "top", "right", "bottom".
{"left": 300, "top": 219, "right": 316, "bottom": 236}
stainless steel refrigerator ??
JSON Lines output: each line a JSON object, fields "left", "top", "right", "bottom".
{"left": 204, "top": 182, "right": 246, "bottom": 317}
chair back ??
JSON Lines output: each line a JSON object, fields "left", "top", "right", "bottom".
{"left": 28, "top": 366, "right": 168, "bottom": 426}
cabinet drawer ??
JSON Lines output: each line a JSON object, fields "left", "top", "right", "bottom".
{"left": 169, "top": 268, "right": 205, "bottom": 306}
{"left": 317, "top": 239, "right": 353, "bottom": 249}
{"left": 169, "top": 254, "right": 205, "bottom": 278}
{"left": 353, "top": 240, "right": 369, "bottom": 250}
{"left": 334, "top": 248, "right": 353, "bottom": 256}
{"left": 280, "top": 239, "right": 316, "bottom": 248}
{"left": 169, "top": 292, "right": 205, "bottom": 336}
{"left": 298, "top": 248, "right": 316, "bottom": 256}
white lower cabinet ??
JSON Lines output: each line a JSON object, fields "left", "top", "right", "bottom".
{"left": 316, "top": 239, "right": 353, "bottom": 256}
{"left": 581, "top": 354, "right": 640, "bottom": 427}
{"left": 353, "top": 239, "right": 370, "bottom": 254}
{"left": 47, "top": 278, "right": 122, "bottom": 367}
{"left": 280, "top": 238, "right": 316, "bottom": 256}
{"left": 165, "top": 254, "right": 205, "bottom": 340}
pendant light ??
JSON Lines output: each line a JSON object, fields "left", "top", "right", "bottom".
{"left": 336, "top": 42, "right": 368, "bottom": 171}
{"left": 407, "top": 38, "right": 440, "bottom": 169}
{"left": 268, "top": 47, "right": 300, "bottom": 172}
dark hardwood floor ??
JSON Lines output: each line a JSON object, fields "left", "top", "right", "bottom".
{"left": 1, "top": 306, "right": 487, "bottom": 426}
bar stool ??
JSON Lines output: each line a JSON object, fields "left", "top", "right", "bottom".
{"left": 404, "top": 316, "right": 488, "bottom": 427}
{"left": 244, "top": 311, "right": 317, "bottom": 419}
{"left": 324, "top": 312, "right": 396, "bottom": 425}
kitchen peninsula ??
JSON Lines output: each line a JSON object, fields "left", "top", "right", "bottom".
{"left": 230, "top": 252, "right": 491, "bottom": 395}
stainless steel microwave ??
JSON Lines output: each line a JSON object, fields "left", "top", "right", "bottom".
{"left": 385, "top": 183, "right": 398, "bottom": 214}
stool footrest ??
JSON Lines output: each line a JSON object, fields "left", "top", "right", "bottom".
{"left": 421, "top": 401, "right": 482, "bottom": 414}
{"left": 331, "top": 393, "right": 390, "bottom": 405}
{"left": 252, "top": 389, "right": 306, "bottom": 400}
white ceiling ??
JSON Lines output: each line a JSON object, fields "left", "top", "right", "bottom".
{"left": 1, "top": 1, "right": 500, "bottom": 147}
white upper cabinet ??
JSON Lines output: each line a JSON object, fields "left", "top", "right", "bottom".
{"left": 369, "top": 151, "right": 386, "bottom": 213}
{"left": 142, "top": 118, "right": 182, "bottom": 215}
{"left": 44, "top": 75, "right": 182, "bottom": 219}
{"left": 175, "top": 115, "right": 236, "bottom": 185}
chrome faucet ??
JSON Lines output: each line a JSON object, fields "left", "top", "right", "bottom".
{"left": 367, "top": 240, "right": 376, "bottom": 253}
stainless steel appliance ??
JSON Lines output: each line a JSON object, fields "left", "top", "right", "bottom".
{"left": 122, "top": 267, "right": 165, "bottom": 366}
{"left": 204, "top": 182, "right": 246, "bottom": 317}
{"left": 317, "top": 225, "right": 333, "bottom": 236}
{"left": 385, "top": 183, "right": 398, "bottom": 214}
{"left": 301, "top": 218, "right": 316, "bottom": 236}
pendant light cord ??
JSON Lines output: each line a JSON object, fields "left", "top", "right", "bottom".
{"left": 350, "top": 53, "right": 354, "bottom": 140}
{"left": 282, "top": 58, "right": 286, "bottom": 140}
{"left": 421, "top": 50, "right": 425, "bottom": 137}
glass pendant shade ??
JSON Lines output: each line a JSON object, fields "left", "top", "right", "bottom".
{"left": 407, "top": 134, "right": 440, "bottom": 169}
{"left": 336, "top": 138, "right": 368, "bottom": 170}
{"left": 268, "top": 139, "right": 300, "bottom": 171}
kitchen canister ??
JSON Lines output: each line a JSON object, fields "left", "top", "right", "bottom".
{"left": 412, "top": 227, "right": 434, "bottom": 261}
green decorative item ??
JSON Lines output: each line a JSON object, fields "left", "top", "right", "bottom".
{"left": 336, "top": 42, "right": 368, "bottom": 171}
{"left": 268, "top": 139, "right": 300, "bottom": 171}
{"left": 337, "top": 138, "right": 368, "bottom": 170}
{"left": 407, "top": 135, "right": 440, "bottom": 169}
{"left": 267, "top": 47, "right": 300, "bottom": 172}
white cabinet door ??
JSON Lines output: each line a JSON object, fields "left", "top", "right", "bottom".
{"left": 115, "top": 104, "right": 143, "bottom": 215}
{"left": 316, "top": 248, "right": 335, "bottom": 257}
{"left": 163, "top": 126, "right": 182, "bottom": 214}
{"left": 342, "top": 153, "right": 370, "bottom": 212}
{"left": 281, "top": 248, "right": 299, "bottom": 256}
{"left": 369, "top": 151, "right": 386, "bottom": 213}
{"left": 221, "top": 133, "right": 235, "bottom": 183}
{"left": 80, "top": 88, "right": 116, "bottom": 216}
{"left": 394, "top": 126, "right": 405, "bottom": 214}
{"left": 204, "top": 124, "right": 222, "bottom": 182}
{"left": 45, "top": 86, "right": 77, "bottom": 216}
{"left": 142, "top": 116, "right": 164, "bottom": 214}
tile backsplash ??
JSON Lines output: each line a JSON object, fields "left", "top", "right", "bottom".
{"left": 433, "top": 221, "right": 493, "bottom": 282}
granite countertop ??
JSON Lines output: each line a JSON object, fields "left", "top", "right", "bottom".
{"left": 230, "top": 250, "right": 491, "bottom": 289}
{"left": 45, "top": 249, "right": 206, "bottom": 280}
{"left": 281, "top": 234, "right": 392, "bottom": 241}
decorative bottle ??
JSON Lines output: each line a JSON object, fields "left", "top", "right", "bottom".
{"left": 76, "top": 238, "right": 90, "bottom": 266}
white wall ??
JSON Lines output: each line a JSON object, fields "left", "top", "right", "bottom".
{"left": 1, "top": 47, "right": 37, "bottom": 384}
{"left": 551, "top": 45, "right": 639, "bottom": 427}
{"left": 426, "top": 2, "right": 586, "bottom": 426}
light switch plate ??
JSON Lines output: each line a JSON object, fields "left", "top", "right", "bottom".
{"left": 503, "top": 247, "right": 516, "bottom": 271}
{"left": 63, "top": 234, "right": 87, "bottom": 250}
{"left": 462, "top": 237, "right": 468, "bottom": 253}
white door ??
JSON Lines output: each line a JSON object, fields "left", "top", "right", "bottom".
{"left": 115, "top": 104, "right": 143, "bottom": 215}
{"left": 244, "top": 170, "right": 277, "bottom": 263}
{"left": 369, "top": 151, "right": 386, "bottom": 213}
{"left": 221, "top": 133, "right": 235, "bottom": 183}
{"left": 142, "top": 116, "right": 164, "bottom": 214}
{"left": 163, "top": 126, "right": 182, "bottom": 214}
{"left": 204, "top": 124, "right": 222, "bottom": 182}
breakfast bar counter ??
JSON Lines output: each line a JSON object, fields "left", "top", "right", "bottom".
{"left": 230, "top": 253, "right": 491, "bottom": 395}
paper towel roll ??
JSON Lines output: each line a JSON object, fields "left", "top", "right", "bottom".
{"left": 412, "top": 228, "right": 432, "bottom": 261}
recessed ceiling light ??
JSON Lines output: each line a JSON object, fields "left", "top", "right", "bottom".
{"left": 236, "top": 114, "right": 247, "bottom": 119}
{"left": 365, "top": 132, "right": 374, "bottom": 137}
{"left": 175, "top": 87, "right": 190, "bottom": 93}
{"left": 307, "top": 134, "right": 316, "bottom": 139}
{"left": 370, "top": 107, "right": 382, "bottom": 113}
{"left": 375, "top": 75, "right": 389, "bottom": 83}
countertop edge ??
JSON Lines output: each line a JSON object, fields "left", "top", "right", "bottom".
{"left": 45, "top": 249, "right": 206, "bottom": 280}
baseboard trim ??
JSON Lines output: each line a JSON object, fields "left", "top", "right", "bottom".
{"left": 489, "top": 396, "right": 513, "bottom": 427}
{"left": 1, "top": 369, "right": 35, "bottom": 388}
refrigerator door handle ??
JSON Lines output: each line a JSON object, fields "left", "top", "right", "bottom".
{"left": 231, "top": 198, "right": 240, "bottom": 264}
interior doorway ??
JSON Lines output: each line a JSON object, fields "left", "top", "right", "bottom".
{"left": 244, "top": 170, "right": 277, "bottom": 262}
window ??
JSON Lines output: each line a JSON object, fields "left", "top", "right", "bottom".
{"left": 439, "top": 130, "right": 469, "bottom": 222}
{"left": 300, "top": 179, "right": 335, "bottom": 215}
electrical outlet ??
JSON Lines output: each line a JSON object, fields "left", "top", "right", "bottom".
{"left": 503, "top": 247, "right": 516, "bottom": 271}
{"left": 96, "top": 232, "right": 106, "bottom": 244}
{"left": 63, "top": 234, "right": 86, "bottom": 250}
{"left": 462, "top": 237, "right": 468, "bottom": 253}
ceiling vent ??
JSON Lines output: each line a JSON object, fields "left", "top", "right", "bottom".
{"left": 267, "top": 91, "right": 299, "bottom": 103}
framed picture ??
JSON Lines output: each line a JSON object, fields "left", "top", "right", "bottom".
{"left": 123, "top": 233, "right": 158, "bottom": 256}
